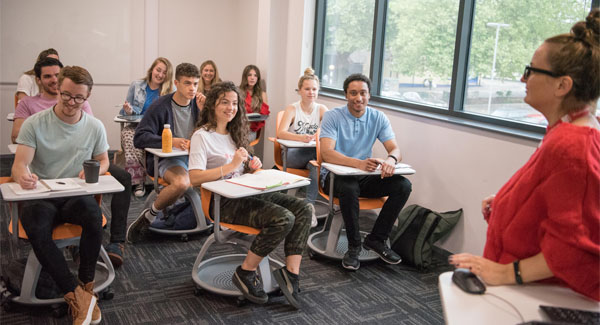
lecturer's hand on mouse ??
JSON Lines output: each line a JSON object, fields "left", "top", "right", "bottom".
{"left": 449, "top": 253, "right": 512, "bottom": 286}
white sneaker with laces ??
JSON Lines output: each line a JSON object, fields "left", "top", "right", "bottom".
{"left": 134, "top": 184, "right": 145, "bottom": 198}
{"left": 309, "top": 203, "right": 317, "bottom": 228}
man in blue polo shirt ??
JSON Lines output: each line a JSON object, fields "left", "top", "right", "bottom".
{"left": 319, "top": 73, "right": 412, "bottom": 271}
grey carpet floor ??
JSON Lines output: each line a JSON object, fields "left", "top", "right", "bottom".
{"left": 0, "top": 155, "right": 453, "bottom": 324}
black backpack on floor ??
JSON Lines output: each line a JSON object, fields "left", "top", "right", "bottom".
{"left": 1, "top": 258, "right": 62, "bottom": 299}
{"left": 390, "top": 205, "right": 462, "bottom": 270}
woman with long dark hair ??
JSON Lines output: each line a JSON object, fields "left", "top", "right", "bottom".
{"left": 239, "top": 65, "right": 269, "bottom": 141}
{"left": 189, "top": 81, "right": 311, "bottom": 309}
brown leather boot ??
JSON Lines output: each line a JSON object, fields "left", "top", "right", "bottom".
{"left": 64, "top": 285, "right": 97, "bottom": 325}
{"left": 82, "top": 282, "right": 101, "bottom": 324}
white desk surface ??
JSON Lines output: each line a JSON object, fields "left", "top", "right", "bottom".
{"left": 202, "top": 172, "right": 310, "bottom": 199}
{"left": 7, "top": 112, "right": 14, "bottom": 121}
{"left": 113, "top": 115, "right": 142, "bottom": 123}
{"left": 145, "top": 147, "right": 188, "bottom": 158}
{"left": 438, "top": 271, "right": 600, "bottom": 325}
{"left": 276, "top": 139, "right": 316, "bottom": 148}
{"left": 8, "top": 144, "right": 17, "bottom": 154}
{"left": 0, "top": 175, "right": 124, "bottom": 202}
{"left": 321, "top": 162, "right": 416, "bottom": 176}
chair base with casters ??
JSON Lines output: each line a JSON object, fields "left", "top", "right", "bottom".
{"left": 144, "top": 178, "right": 213, "bottom": 242}
{"left": 191, "top": 188, "right": 283, "bottom": 306}
{"left": 6, "top": 237, "right": 115, "bottom": 307}
{"left": 3, "top": 210, "right": 115, "bottom": 314}
{"left": 307, "top": 138, "right": 388, "bottom": 262}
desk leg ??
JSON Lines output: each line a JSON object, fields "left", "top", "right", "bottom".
{"left": 323, "top": 174, "right": 336, "bottom": 232}
{"left": 212, "top": 194, "right": 223, "bottom": 243}
{"left": 153, "top": 155, "right": 159, "bottom": 193}
{"left": 10, "top": 202, "right": 19, "bottom": 255}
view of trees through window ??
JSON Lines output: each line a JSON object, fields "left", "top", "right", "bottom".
{"left": 319, "top": 0, "right": 594, "bottom": 128}
{"left": 322, "top": 0, "right": 375, "bottom": 88}
{"left": 465, "top": 0, "right": 591, "bottom": 125}
{"left": 382, "top": 0, "right": 459, "bottom": 109}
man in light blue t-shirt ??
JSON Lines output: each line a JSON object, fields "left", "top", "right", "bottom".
{"left": 319, "top": 73, "right": 412, "bottom": 271}
{"left": 12, "top": 66, "right": 107, "bottom": 323}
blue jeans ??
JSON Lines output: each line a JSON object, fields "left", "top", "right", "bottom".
{"left": 282, "top": 147, "right": 318, "bottom": 204}
{"left": 19, "top": 195, "right": 103, "bottom": 294}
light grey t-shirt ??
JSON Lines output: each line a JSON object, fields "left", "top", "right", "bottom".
{"left": 16, "top": 107, "right": 109, "bottom": 179}
{"left": 171, "top": 99, "right": 195, "bottom": 139}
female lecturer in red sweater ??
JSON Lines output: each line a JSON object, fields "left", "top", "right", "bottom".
{"left": 450, "top": 9, "right": 600, "bottom": 301}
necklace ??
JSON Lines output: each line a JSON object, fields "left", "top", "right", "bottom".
{"left": 546, "top": 107, "right": 591, "bottom": 132}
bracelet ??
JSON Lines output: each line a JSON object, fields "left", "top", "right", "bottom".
{"left": 220, "top": 166, "right": 224, "bottom": 179}
{"left": 387, "top": 154, "right": 398, "bottom": 164}
{"left": 513, "top": 260, "right": 523, "bottom": 285}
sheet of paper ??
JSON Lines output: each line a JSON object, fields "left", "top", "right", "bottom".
{"left": 226, "top": 169, "right": 308, "bottom": 190}
{"left": 40, "top": 178, "right": 82, "bottom": 191}
{"left": 8, "top": 182, "right": 51, "bottom": 195}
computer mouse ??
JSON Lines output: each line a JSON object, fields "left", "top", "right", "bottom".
{"left": 452, "top": 268, "right": 486, "bottom": 294}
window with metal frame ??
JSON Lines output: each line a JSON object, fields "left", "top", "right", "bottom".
{"left": 313, "top": 0, "right": 598, "bottom": 137}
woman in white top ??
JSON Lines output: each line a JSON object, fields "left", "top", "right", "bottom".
{"left": 15, "top": 48, "right": 59, "bottom": 102}
{"left": 277, "top": 68, "right": 328, "bottom": 227}
{"left": 189, "top": 81, "right": 311, "bottom": 309}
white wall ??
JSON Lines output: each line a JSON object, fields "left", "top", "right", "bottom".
{"left": 0, "top": 0, "right": 540, "bottom": 255}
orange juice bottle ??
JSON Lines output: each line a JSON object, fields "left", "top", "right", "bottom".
{"left": 162, "top": 124, "right": 172, "bottom": 153}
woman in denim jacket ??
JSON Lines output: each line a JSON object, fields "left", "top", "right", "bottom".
{"left": 119, "top": 57, "right": 174, "bottom": 197}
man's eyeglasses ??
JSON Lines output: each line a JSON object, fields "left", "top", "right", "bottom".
{"left": 523, "top": 65, "right": 560, "bottom": 80}
{"left": 60, "top": 92, "right": 87, "bottom": 104}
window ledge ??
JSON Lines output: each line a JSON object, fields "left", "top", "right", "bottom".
{"left": 319, "top": 91, "right": 544, "bottom": 142}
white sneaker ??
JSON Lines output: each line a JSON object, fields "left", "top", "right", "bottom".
{"left": 309, "top": 203, "right": 317, "bottom": 228}
{"left": 134, "top": 184, "right": 145, "bottom": 198}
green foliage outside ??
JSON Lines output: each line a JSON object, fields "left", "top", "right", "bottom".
{"left": 324, "top": 0, "right": 591, "bottom": 83}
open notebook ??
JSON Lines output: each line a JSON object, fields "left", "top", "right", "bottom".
{"left": 226, "top": 169, "right": 308, "bottom": 190}
{"left": 9, "top": 178, "right": 82, "bottom": 195}
{"left": 322, "top": 162, "right": 414, "bottom": 175}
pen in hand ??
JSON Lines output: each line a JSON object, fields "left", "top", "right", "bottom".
{"left": 25, "top": 164, "right": 37, "bottom": 189}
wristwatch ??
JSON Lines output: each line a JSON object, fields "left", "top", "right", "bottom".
{"left": 387, "top": 154, "right": 398, "bottom": 164}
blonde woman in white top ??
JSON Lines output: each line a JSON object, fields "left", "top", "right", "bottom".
{"left": 277, "top": 68, "right": 328, "bottom": 227}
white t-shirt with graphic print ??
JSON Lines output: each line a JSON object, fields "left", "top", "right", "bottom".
{"left": 287, "top": 101, "right": 321, "bottom": 135}
{"left": 188, "top": 128, "right": 244, "bottom": 179}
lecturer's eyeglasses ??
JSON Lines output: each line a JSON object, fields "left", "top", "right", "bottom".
{"left": 523, "top": 65, "right": 560, "bottom": 80}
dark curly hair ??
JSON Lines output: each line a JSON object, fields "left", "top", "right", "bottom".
{"left": 545, "top": 8, "right": 600, "bottom": 113}
{"left": 343, "top": 73, "right": 371, "bottom": 94}
{"left": 197, "top": 81, "right": 249, "bottom": 149}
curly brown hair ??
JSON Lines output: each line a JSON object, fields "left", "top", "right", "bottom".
{"left": 198, "top": 81, "right": 249, "bottom": 149}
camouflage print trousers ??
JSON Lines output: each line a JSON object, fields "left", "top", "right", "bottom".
{"left": 218, "top": 192, "right": 312, "bottom": 257}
